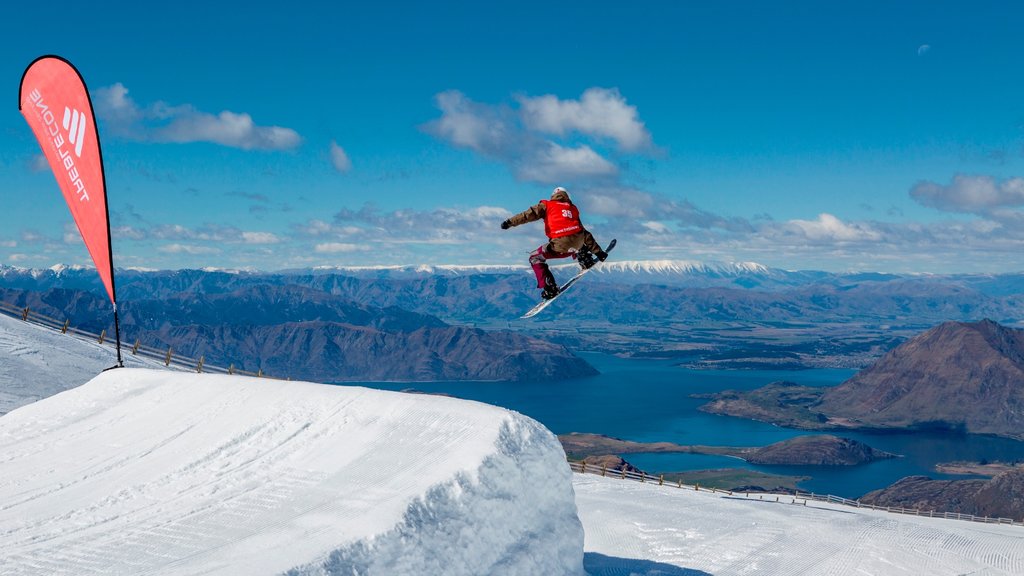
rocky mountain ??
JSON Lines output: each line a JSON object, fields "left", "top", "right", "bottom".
{"left": 860, "top": 469, "right": 1024, "bottom": 520}
{"left": 817, "top": 319, "right": 1024, "bottom": 438}
{"left": 700, "top": 320, "right": 1024, "bottom": 440}
{"left": 0, "top": 284, "right": 596, "bottom": 382}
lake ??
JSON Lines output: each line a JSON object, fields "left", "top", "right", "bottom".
{"left": 346, "top": 352, "right": 1024, "bottom": 499}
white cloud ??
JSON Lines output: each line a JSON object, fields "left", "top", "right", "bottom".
{"left": 301, "top": 219, "right": 337, "bottom": 236}
{"left": 159, "top": 110, "right": 301, "bottom": 150}
{"left": 918, "top": 44, "right": 931, "bottom": 56}
{"left": 330, "top": 141, "right": 353, "bottom": 173}
{"left": 94, "top": 83, "right": 301, "bottom": 151}
{"left": 641, "top": 221, "right": 670, "bottom": 234}
{"left": 151, "top": 224, "right": 207, "bottom": 241}
{"left": 157, "top": 243, "right": 220, "bottom": 255}
{"left": 782, "top": 213, "right": 882, "bottom": 242}
{"left": 20, "top": 231, "right": 46, "bottom": 244}
{"left": 516, "top": 143, "right": 618, "bottom": 182}
{"left": 139, "top": 223, "right": 282, "bottom": 246}
{"left": 0, "top": 240, "right": 16, "bottom": 248}
{"left": 426, "top": 90, "right": 515, "bottom": 155}
{"left": 112, "top": 226, "right": 146, "bottom": 241}
{"left": 424, "top": 89, "right": 649, "bottom": 184}
{"left": 315, "top": 242, "right": 359, "bottom": 253}
{"left": 241, "top": 232, "right": 281, "bottom": 244}
{"left": 517, "top": 88, "right": 653, "bottom": 151}
{"left": 911, "top": 174, "right": 1024, "bottom": 214}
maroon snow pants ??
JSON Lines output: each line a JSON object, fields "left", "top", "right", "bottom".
{"left": 529, "top": 243, "right": 576, "bottom": 288}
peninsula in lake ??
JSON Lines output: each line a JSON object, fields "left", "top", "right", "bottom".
{"left": 698, "top": 320, "right": 1024, "bottom": 441}
{"left": 559, "top": 433, "right": 896, "bottom": 466}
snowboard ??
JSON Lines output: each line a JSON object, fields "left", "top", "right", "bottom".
{"left": 520, "top": 239, "right": 616, "bottom": 319}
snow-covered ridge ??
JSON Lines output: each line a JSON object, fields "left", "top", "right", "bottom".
{"left": 581, "top": 259, "right": 775, "bottom": 275}
{"left": 0, "top": 370, "right": 585, "bottom": 575}
{"left": 311, "top": 263, "right": 529, "bottom": 275}
{"left": 310, "top": 259, "right": 784, "bottom": 277}
{"left": 0, "top": 263, "right": 91, "bottom": 279}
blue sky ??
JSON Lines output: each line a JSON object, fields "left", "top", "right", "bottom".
{"left": 3, "top": 0, "right": 1024, "bottom": 273}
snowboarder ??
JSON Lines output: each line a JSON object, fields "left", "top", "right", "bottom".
{"left": 501, "top": 187, "right": 609, "bottom": 299}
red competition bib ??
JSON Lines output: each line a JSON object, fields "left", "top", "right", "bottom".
{"left": 540, "top": 200, "right": 582, "bottom": 238}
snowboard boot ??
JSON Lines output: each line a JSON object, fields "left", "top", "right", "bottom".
{"left": 541, "top": 269, "right": 560, "bottom": 300}
{"left": 577, "top": 246, "right": 598, "bottom": 270}
{"left": 541, "top": 284, "right": 560, "bottom": 300}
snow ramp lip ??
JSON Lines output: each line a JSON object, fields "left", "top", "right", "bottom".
{"left": 0, "top": 369, "right": 585, "bottom": 575}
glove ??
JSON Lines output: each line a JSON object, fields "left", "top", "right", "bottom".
{"left": 595, "top": 249, "right": 608, "bottom": 262}
{"left": 501, "top": 219, "right": 512, "bottom": 230}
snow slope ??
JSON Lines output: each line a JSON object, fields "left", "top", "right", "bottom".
{"left": 0, "top": 369, "right": 585, "bottom": 575}
{"left": 0, "top": 313, "right": 165, "bottom": 416}
{"left": 575, "top": 473, "right": 1024, "bottom": 575}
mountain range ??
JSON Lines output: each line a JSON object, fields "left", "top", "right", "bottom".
{"left": 0, "top": 283, "right": 595, "bottom": 382}
{"left": 5, "top": 260, "right": 1024, "bottom": 375}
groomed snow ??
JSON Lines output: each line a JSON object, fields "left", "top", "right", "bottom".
{"left": 574, "top": 473, "right": 1024, "bottom": 575}
{"left": 0, "top": 314, "right": 165, "bottom": 416}
{"left": 0, "top": 369, "right": 585, "bottom": 575}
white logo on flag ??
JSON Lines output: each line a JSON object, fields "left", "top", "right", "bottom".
{"left": 62, "top": 107, "right": 87, "bottom": 158}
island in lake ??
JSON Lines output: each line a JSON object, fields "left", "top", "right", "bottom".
{"left": 560, "top": 432, "right": 897, "bottom": 492}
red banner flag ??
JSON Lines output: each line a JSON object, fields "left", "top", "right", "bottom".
{"left": 18, "top": 55, "right": 116, "bottom": 305}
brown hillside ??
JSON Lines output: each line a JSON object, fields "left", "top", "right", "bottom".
{"left": 817, "top": 320, "right": 1024, "bottom": 439}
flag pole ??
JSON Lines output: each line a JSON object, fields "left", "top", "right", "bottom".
{"left": 90, "top": 59, "right": 123, "bottom": 369}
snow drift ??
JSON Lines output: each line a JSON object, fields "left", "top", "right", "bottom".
{"left": 0, "top": 369, "right": 585, "bottom": 575}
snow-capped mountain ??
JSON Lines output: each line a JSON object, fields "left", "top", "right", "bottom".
{"left": 305, "top": 259, "right": 821, "bottom": 288}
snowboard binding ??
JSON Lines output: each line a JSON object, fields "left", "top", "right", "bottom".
{"left": 577, "top": 246, "right": 598, "bottom": 270}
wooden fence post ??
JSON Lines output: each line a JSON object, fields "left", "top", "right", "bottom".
{"left": 61, "top": 319, "right": 69, "bottom": 334}
{"left": 196, "top": 356, "right": 204, "bottom": 373}
{"left": 98, "top": 330, "right": 106, "bottom": 345}
{"left": 257, "top": 368, "right": 263, "bottom": 377}
{"left": 659, "top": 474, "right": 664, "bottom": 486}
{"left": 165, "top": 347, "right": 173, "bottom": 367}
{"left": 132, "top": 339, "right": 140, "bottom": 355}
{"left": 228, "top": 364, "right": 235, "bottom": 375}
{"left": 601, "top": 465, "right": 606, "bottom": 477}
{"left": 21, "top": 307, "right": 29, "bottom": 321}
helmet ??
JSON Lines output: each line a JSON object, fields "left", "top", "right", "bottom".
{"left": 551, "top": 186, "right": 570, "bottom": 202}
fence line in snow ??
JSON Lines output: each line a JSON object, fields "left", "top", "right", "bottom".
{"left": 0, "top": 300, "right": 281, "bottom": 380}
{"left": 568, "top": 460, "right": 1024, "bottom": 528}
